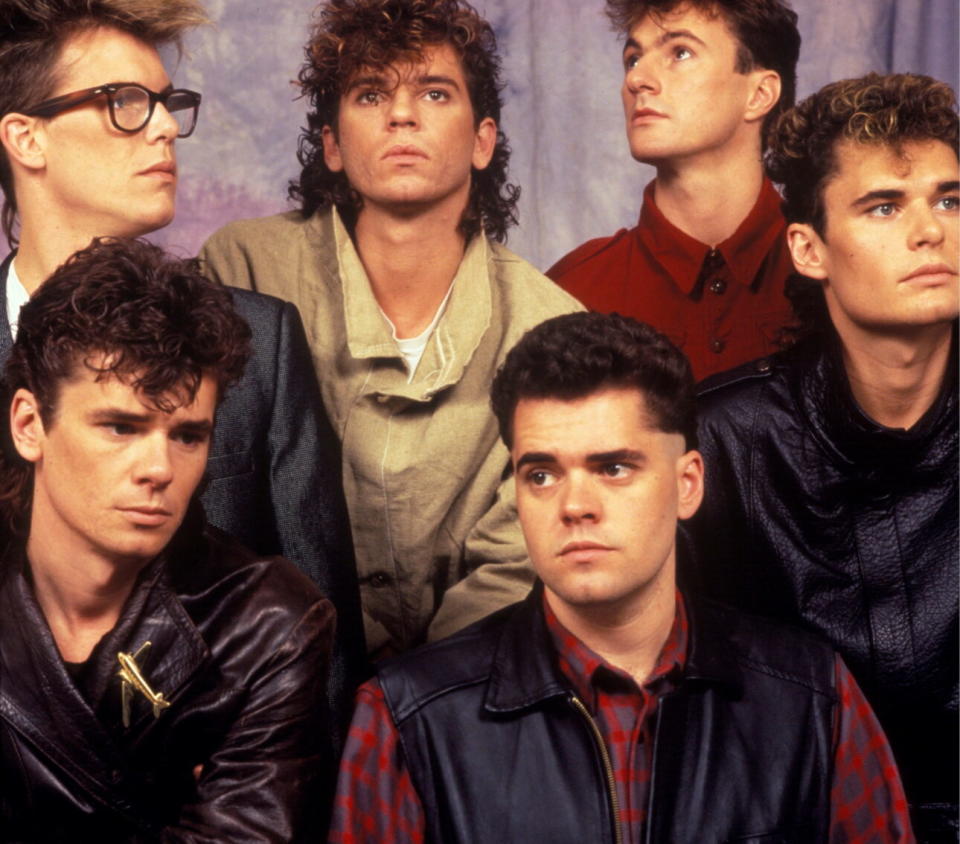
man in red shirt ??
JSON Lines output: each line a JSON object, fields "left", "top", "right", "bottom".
{"left": 329, "top": 312, "right": 913, "bottom": 844}
{"left": 547, "top": 0, "right": 801, "bottom": 380}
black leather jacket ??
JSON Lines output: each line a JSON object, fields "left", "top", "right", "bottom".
{"left": 378, "top": 584, "right": 836, "bottom": 844}
{"left": 0, "top": 510, "right": 335, "bottom": 842}
{"left": 685, "top": 335, "right": 958, "bottom": 842}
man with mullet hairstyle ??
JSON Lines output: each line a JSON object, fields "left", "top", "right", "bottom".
{"left": 0, "top": 0, "right": 365, "bottom": 741}
{"left": 548, "top": 0, "right": 800, "bottom": 380}
{"left": 0, "top": 238, "right": 334, "bottom": 841}
{"left": 203, "top": 0, "right": 580, "bottom": 658}
{"left": 687, "top": 73, "right": 959, "bottom": 842}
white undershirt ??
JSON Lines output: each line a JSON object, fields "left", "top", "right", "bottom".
{"left": 379, "top": 282, "right": 455, "bottom": 382}
{"left": 6, "top": 259, "right": 29, "bottom": 341}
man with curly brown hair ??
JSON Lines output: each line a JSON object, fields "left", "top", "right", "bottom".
{"left": 0, "top": 237, "right": 335, "bottom": 840}
{"left": 685, "top": 73, "right": 959, "bottom": 843}
{"left": 202, "top": 0, "right": 581, "bottom": 658}
{"left": 0, "top": 0, "right": 365, "bottom": 745}
{"left": 547, "top": 0, "right": 800, "bottom": 380}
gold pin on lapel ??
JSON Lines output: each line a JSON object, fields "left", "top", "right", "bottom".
{"left": 117, "top": 641, "right": 170, "bottom": 728}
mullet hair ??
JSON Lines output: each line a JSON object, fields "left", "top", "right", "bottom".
{"left": 0, "top": 0, "right": 209, "bottom": 247}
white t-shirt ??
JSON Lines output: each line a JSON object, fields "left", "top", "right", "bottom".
{"left": 380, "top": 281, "right": 455, "bottom": 382}
{"left": 6, "top": 259, "right": 29, "bottom": 341}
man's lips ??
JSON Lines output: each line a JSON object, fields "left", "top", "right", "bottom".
{"left": 140, "top": 161, "right": 176, "bottom": 180}
{"left": 119, "top": 505, "right": 173, "bottom": 527}
{"left": 630, "top": 107, "right": 667, "bottom": 124}
{"left": 900, "top": 263, "right": 956, "bottom": 285}
{"left": 560, "top": 540, "right": 614, "bottom": 556}
{"left": 382, "top": 145, "right": 428, "bottom": 160}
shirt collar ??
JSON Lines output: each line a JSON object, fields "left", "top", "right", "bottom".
{"left": 544, "top": 590, "right": 688, "bottom": 704}
{"left": 6, "top": 256, "right": 29, "bottom": 341}
{"left": 636, "top": 178, "right": 787, "bottom": 296}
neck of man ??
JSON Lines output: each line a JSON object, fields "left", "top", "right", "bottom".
{"left": 836, "top": 318, "right": 954, "bottom": 430}
{"left": 353, "top": 196, "right": 469, "bottom": 339}
{"left": 27, "top": 527, "right": 146, "bottom": 664}
{"left": 14, "top": 204, "right": 114, "bottom": 294}
{"left": 651, "top": 135, "right": 765, "bottom": 247}
{"left": 546, "top": 566, "right": 677, "bottom": 687}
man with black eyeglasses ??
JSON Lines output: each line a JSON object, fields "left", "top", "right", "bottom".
{"left": 0, "top": 0, "right": 365, "bottom": 749}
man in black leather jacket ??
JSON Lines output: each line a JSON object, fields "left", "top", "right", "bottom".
{"left": 686, "top": 73, "right": 958, "bottom": 843}
{"left": 329, "top": 312, "right": 913, "bottom": 844}
{"left": 0, "top": 0, "right": 365, "bottom": 742}
{"left": 0, "top": 238, "right": 335, "bottom": 841}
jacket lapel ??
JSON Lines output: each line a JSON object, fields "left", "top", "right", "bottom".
{"left": 0, "top": 253, "right": 15, "bottom": 363}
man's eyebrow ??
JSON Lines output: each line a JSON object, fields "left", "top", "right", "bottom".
{"left": 623, "top": 28, "right": 706, "bottom": 56}
{"left": 88, "top": 408, "right": 151, "bottom": 424}
{"left": 938, "top": 180, "right": 960, "bottom": 193}
{"left": 173, "top": 419, "right": 215, "bottom": 436}
{"left": 516, "top": 451, "right": 555, "bottom": 470}
{"left": 345, "top": 74, "right": 389, "bottom": 91}
{"left": 417, "top": 74, "right": 461, "bottom": 91}
{"left": 852, "top": 188, "right": 905, "bottom": 207}
{"left": 586, "top": 448, "right": 645, "bottom": 464}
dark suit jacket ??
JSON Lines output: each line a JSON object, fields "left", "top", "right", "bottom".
{"left": 0, "top": 253, "right": 366, "bottom": 748}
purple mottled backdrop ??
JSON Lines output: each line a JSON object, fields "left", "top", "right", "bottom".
{"left": 10, "top": 1, "right": 958, "bottom": 269}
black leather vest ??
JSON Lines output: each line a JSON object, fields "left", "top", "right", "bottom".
{"left": 688, "top": 333, "right": 958, "bottom": 842}
{"left": 378, "top": 587, "right": 836, "bottom": 844}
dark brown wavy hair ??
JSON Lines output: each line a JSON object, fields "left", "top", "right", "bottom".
{"left": 605, "top": 0, "right": 800, "bottom": 146}
{"left": 0, "top": 237, "right": 251, "bottom": 535}
{"left": 289, "top": 0, "right": 519, "bottom": 243}
{"left": 765, "top": 73, "right": 959, "bottom": 342}
{"left": 491, "top": 312, "right": 697, "bottom": 451}
{"left": 0, "top": 0, "right": 208, "bottom": 248}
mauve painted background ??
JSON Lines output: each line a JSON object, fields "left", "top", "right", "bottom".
{"left": 23, "top": 0, "right": 960, "bottom": 270}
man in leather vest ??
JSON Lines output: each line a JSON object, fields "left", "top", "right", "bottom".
{"left": 329, "top": 311, "right": 913, "bottom": 844}
{"left": 0, "top": 237, "right": 335, "bottom": 840}
{"left": 686, "top": 73, "right": 958, "bottom": 843}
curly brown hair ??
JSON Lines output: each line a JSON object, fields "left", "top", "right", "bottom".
{"left": 765, "top": 73, "right": 959, "bottom": 342}
{"left": 605, "top": 0, "right": 799, "bottom": 146}
{"left": 290, "top": 0, "right": 519, "bottom": 243}
{"left": 0, "top": 0, "right": 209, "bottom": 248}
{"left": 0, "top": 236, "right": 251, "bottom": 534}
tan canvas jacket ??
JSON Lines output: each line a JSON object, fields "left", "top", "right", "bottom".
{"left": 201, "top": 209, "right": 582, "bottom": 653}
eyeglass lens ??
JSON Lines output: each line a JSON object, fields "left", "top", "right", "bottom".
{"left": 110, "top": 86, "right": 199, "bottom": 137}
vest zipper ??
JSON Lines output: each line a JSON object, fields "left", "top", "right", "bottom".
{"left": 569, "top": 694, "right": 623, "bottom": 844}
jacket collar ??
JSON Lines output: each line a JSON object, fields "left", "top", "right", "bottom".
{"left": 0, "top": 515, "right": 209, "bottom": 814}
{"left": 320, "top": 207, "right": 493, "bottom": 402}
{"left": 0, "top": 252, "right": 14, "bottom": 360}
{"left": 483, "top": 582, "right": 742, "bottom": 713}
{"left": 790, "top": 326, "right": 959, "bottom": 469}
{"left": 635, "top": 178, "right": 786, "bottom": 296}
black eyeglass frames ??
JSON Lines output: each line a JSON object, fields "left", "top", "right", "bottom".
{"left": 24, "top": 83, "right": 202, "bottom": 138}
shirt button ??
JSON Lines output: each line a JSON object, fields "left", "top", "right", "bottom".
{"left": 709, "top": 278, "right": 727, "bottom": 295}
{"left": 711, "top": 339, "right": 726, "bottom": 354}
{"left": 369, "top": 573, "right": 391, "bottom": 587}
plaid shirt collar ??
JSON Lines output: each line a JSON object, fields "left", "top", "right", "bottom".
{"left": 543, "top": 590, "right": 688, "bottom": 707}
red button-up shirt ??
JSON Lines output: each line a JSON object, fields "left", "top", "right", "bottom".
{"left": 329, "top": 593, "right": 914, "bottom": 843}
{"left": 547, "top": 179, "right": 794, "bottom": 381}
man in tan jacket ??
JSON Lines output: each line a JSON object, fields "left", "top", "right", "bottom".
{"left": 201, "top": 0, "right": 581, "bottom": 657}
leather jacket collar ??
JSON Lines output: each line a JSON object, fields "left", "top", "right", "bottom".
{"left": 482, "top": 582, "right": 744, "bottom": 714}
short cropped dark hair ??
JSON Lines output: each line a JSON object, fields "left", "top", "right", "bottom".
{"left": 765, "top": 73, "right": 959, "bottom": 342}
{"left": 0, "top": 237, "right": 251, "bottom": 533}
{"left": 0, "top": 0, "right": 208, "bottom": 247}
{"left": 290, "top": 0, "right": 519, "bottom": 242}
{"left": 605, "top": 0, "right": 800, "bottom": 145}
{"left": 491, "top": 312, "right": 697, "bottom": 451}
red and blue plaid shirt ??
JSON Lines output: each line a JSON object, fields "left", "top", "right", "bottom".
{"left": 330, "top": 592, "right": 913, "bottom": 843}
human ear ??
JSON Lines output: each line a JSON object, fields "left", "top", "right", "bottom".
{"left": 471, "top": 117, "right": 497, "bottom": 171}
{"left": 0, "top": 113, "right": 46, "bottom": 173}
{"left": 744, "top": 70, "right": 781, "bottom": 123}
{"left": 676, "top": 449, "right": 704, "bottom": 520}
{"left": 321, "top": 125, "right": 344, "bottom": 173}
{"left": 787, "top": 222, "right": 829, "bottom": 281}
{"left": 10, "top": 389, "right": 45, "bottom": 464}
